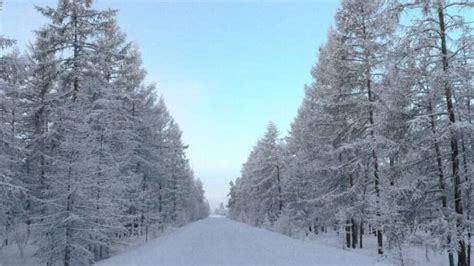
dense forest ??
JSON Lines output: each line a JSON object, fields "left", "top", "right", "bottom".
{"left": 228, "top": 0, "right": 473, "bottom": 266}
{"left": 0, "top": 0, "right": 209, "bottom": 265}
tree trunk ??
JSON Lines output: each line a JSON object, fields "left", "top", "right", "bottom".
{"left": 458, "top": 107, "right": 471, "bottom": 266}
{"left": 346, "top": 220, "right": 351, "bottom": 248}
{"left": 158, "top": 181, "right": 163, "bottom": 231}
{"left": 276, "top": 165, "right": 283, "bottom": 215}
{"left": 64, "top": 154, "right": 74, "bottom": 266}
{"left": 436, "top": 2, "right": 466, "bottom": 265}
{"left": 352, "top": 218, "right": 358, "bottom": 248}
{"left": 427, "top": 83, "right": 454, "bottom": 266}
{"left": 361, "top": 12, "right": 383, "bottom": 253}
{"left": 72, "top": 8, "right": 79, "bottom": 103}
{"left": 467, "top": 95, "right": 472, "bottom": 266}
{"left": 461, "top": 136, "right": 471, "bottom": 266}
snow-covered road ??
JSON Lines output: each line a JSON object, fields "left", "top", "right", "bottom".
{"left": 98, "top": 217, "right": 388, "bottom": 266}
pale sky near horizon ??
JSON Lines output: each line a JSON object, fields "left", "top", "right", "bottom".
{"left": 1, "top": 0, "right": 339, "bottom": 210}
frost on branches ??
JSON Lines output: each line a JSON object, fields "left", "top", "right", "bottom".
{"left": 228, "top": 1, "right": 473, "bottom": 265}
{"left": 0, "top": 1, "right": 209, "bottom": 265}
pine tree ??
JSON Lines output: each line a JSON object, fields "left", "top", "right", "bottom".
{"left": 31, "top": 1, "right": 125, "bottom": 265}
{"left": 229, "top": 122, "right": 284, "bottom": 226}
{"left": 1, "top": 0, "right": 209, "bottom": 264}
{"left": 0, "top": 43, "right": 28, "bottom": 252}
{"left": 228, "top": 1, "right": 472, "bottom": 263}
{"left": 395, "top": 1, "right": 473, "bottom": 264}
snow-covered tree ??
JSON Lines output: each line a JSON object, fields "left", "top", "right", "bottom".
{"left": 0, "top": 0, "right": 209, "bottom": 265}
{"left": 228, "top": 1, "right": 472, "bottom": 264}
{"left": 229, "top": 122, "right": 285, "bottom": 226}
{"left": 0, "top": 43, "right": 29, "bottom": 252}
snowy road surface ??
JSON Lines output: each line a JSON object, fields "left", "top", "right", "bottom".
{"left": 98, "top": 217, "right": 388, "bottom": 266}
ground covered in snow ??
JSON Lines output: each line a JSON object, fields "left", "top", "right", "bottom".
{"left": 98, "top": 216, "right": 389, "bottom": 266}
{"left": 0, "top": 243, "right": 39, "bottom": 266}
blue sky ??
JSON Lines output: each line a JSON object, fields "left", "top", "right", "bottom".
{"left": 2, "top": 0, "right": 339, "bottom": 209}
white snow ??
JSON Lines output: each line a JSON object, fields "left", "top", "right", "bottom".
{"left": 97, "top": 217, "right": 390, "bottom": 266}
{"left": 0, "top": 242, "right": 40, "bottom": 266}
